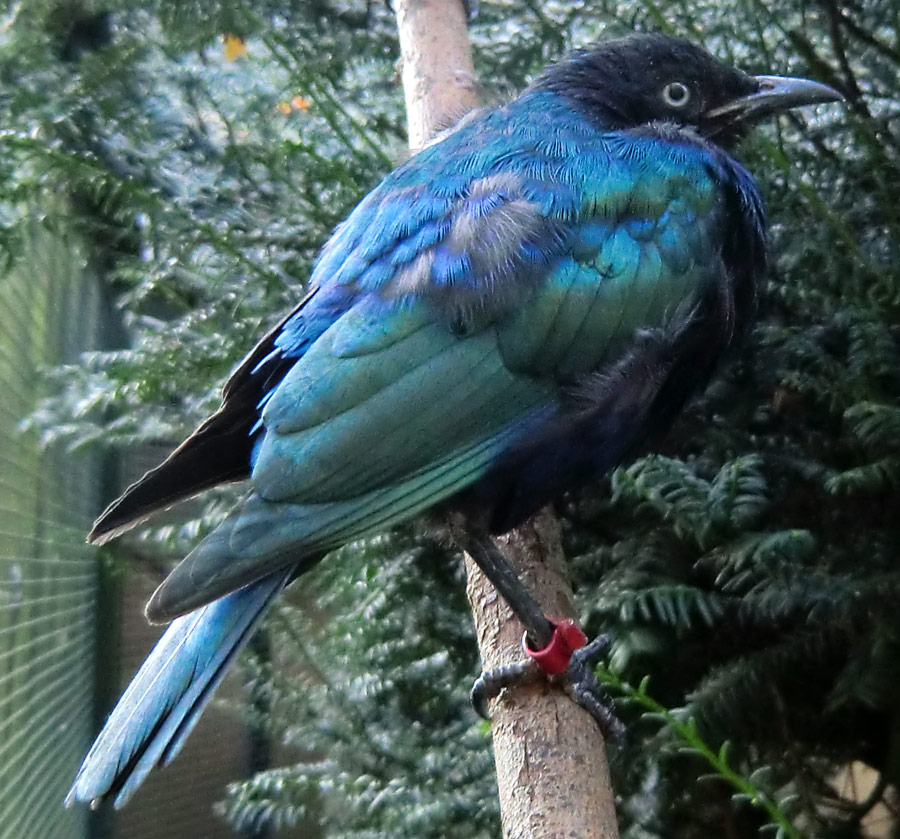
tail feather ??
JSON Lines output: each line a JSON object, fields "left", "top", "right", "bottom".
{"left": 66, "top": 569, "right": 291, "bottom": 809}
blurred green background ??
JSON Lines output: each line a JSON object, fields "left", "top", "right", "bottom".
{"left": 0, "top": 1, "right": 897, "bottom": 837}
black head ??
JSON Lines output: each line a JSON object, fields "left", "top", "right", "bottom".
{"left": 533, "top": 35, "right": 841, "bottom": 147}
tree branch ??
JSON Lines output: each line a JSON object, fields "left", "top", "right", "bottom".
{"left": 395, "top": 0, "right": 480, "bottom": 151}
{"left": 465, "top": 510, "right": 620, "bottom": 839}
{"left": 392, "top": 3, "right": 619, "bottom": 836}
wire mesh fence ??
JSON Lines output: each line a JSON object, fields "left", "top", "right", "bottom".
{"left": 0, "top": 219, "right": 103, "bottom": 839}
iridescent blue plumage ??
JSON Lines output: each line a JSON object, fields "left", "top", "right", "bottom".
{"left": 66, "top": 570, "right": 291, "bottom": 808}
{"left": 68, "top": 35, "right": 841, "bottom": 807}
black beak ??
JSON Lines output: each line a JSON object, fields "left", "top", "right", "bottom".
{"left": 706, "top": 75, "right": 844, "bottom": 124}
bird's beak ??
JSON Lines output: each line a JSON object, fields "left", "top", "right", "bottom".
{"left": 705, "top": 75, "right": 844, "bottom": 124}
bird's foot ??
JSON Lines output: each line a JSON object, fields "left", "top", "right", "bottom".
{"left": 470, "top": 622, "right": 624, "bottom": 741}
{"left": 471, "top": 658, "right": 543, "bottom": 720}
{"left": 560, "top": 635, "right": 625, "bottom": 740}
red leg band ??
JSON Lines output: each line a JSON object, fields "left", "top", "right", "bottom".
{"left": 523, "top": 619, "right": 588, "bottom": 676}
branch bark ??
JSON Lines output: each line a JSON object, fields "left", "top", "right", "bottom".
{"left": 393, "top": 3, "right": 619, "bottom": 837}
{"left": 395, "top": 0, "right": 480, "bottom": 151}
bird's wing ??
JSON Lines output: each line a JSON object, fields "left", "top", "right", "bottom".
{"left": 143, "top": 112, "right": 749, "bottom": 622}
{"left": 146, "top": 305, "right": 559, "bottom": 620}
{"left": 87, "top": 285, "right": 347, "bottom": 543}
{"left": 88, "top": 104, "right": 558, "bottom": 543}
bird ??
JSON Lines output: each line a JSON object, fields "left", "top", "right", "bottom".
{"left": 66, "top": 34, "right": 841, "bottom": 808}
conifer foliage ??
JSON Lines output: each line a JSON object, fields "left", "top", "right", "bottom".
{"left": 4, "top": 0, "right": 898, "bottom": 836}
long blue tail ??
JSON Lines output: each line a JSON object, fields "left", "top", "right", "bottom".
{"left": 66, "top": 569, "right": 291, "bottom": 809}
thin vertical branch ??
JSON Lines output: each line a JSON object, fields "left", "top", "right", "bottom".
{"left": 392, "top": 3, "right": 619, "bottom": 836}
{"left": 395, "top": 0, "right": 480, "bottom": 152}
{"left": 464, "top": 510, "right": 620, "bottom": 839}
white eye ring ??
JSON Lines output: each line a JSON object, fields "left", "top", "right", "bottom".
{"left": 662, "top": 81, "right": 691, "bottom": 107}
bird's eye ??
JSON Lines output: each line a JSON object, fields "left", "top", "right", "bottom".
{"left": 662, "top": 81, "right": 691, "bottom": 108}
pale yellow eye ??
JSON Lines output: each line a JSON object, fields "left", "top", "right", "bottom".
{"left": 662, "top": 81, "right": 691, "bottom": 107}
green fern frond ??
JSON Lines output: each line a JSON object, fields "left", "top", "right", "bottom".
{"left": 844, "top": 314, "right": 900, "bottom": 387}
{"left": 597, "top": 670, "right": 806, "bottom": 839}
{"left": 707, "top": 455, "right": 769, "bottom": 531}
{"left": 825, "top": 457, "right": 900, "bottom": 494}
{"left": 219, "top": 764, "right": 324, "bottom": 835}
{"left": 842, "top": 401, "right": 900, "bottom": 452}
{"left": 612, "top": 455, "right": 770, "bottom": 548}
{"left": 615, "top": 584, "right": 728, "bottom": 631}
{"left": 686, "top": 626, "right": 848, "bottom": 745}
{"left": 702, "top": 530, "right": 817, "bottom": 591}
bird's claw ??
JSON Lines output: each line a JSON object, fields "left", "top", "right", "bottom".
{"left": 470, "top": 633, "right": 624, "bottom": 741}
{"left": 562, "top": 635, "right": 625, "bottom": 741}
{"left": 470, "top": 659, "right": 542, "bottom": 720}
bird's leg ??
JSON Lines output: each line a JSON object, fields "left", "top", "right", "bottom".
{"left": 449, "top": 522, "right": 554, "bottom": 649}
{"left": 448, "top": 517, "right": 622, "bottom": 738}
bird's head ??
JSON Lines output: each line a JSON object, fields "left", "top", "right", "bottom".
{"left": 534, "top": 34, "right": 842, "bottom": 147}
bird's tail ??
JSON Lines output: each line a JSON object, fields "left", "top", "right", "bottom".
{"left": 66, "top": 568, "right": 292, "bottom": 809}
